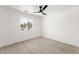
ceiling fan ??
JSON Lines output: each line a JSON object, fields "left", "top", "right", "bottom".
{"left": 33, "top": 5, "right": 48, "bottom": 15}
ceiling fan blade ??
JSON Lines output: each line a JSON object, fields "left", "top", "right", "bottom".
{"left": 42, "top": 12, "right": 46, "bottom": 15}
{"left": 33, "top": 12, "right": 39, "bottom": 13}
{"left": 39, "top": 5, "right": 43, "bottom": 12}
{"left": 42, "top": 5, "right": 48, "bottom": 11}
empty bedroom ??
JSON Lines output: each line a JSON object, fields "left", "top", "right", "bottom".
{"left": 0, "top": 5, "right": 79, "bottom": 54}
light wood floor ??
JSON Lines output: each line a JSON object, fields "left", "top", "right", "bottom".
{"left": 0, "top": 37, "right": 79, "bottom": 54}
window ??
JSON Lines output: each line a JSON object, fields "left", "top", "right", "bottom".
{"left": 20, "top": 16, "right": 32, "bottom": 31}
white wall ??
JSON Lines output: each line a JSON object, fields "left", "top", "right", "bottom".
{"left": 42, "top": 7, "right": 79, "bottom": 47}
{"left": 0, "top": 7, "right": 42, "bottom": 47}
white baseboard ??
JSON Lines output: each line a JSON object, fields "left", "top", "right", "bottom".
{"left": 0, "top": 35, "right": 40, "bottom": 48}
{"left": 42, "top": 35, "right": 79, "bottom": 48}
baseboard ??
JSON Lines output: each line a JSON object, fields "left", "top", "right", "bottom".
{"left": 42, "top": 35, "right": 79, "bottom": 48}
{"left": 0, "top": 35, "right": 41, "bottom": 48}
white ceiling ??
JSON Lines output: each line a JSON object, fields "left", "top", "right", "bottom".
{"left": 1, "top": 5, "right": 79, "bottom": 16}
